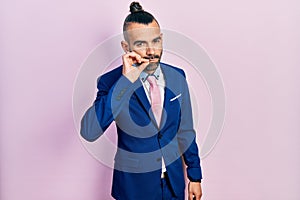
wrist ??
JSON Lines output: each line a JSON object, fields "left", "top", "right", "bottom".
{"left": 189, "top": 179, "right": 202, "bottom": 183}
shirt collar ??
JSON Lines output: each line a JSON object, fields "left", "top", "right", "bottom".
{"left": 140, "top": 64, "right": 161, "bottom": 82}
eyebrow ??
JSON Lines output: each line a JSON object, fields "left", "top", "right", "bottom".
{"left": 152, "top": 36, "right": 162, "bottom": 41}
{"left": 133, "top": 36, "right": 162, "bottom": 46}
{"left": 133, "top": 40, "right": 146, "bottom": 46}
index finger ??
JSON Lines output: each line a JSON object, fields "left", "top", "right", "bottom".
{"left": 124, "top": 51, "right": 142, "bottom": 61}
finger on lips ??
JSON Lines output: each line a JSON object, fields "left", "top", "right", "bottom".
{"left": 123, "top": 51, "right": 151, "bottom": 68}
{"left": 140, "top": 58, "right": 150, "bottom": 63}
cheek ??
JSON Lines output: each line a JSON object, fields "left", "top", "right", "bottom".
{"left": 154, "top": 44, "right": 163, "bottom": 52}
{"left": 156, "top": 48, "right": 163, "bottom": 56}
{"left": 132, "top": 48, "right": 147, "bottom": 56}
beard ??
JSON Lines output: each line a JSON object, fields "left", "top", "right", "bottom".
{"left": 144, "top": 51, "right": 163, "bottom": 72}
{"left": 145, "top": 62, "right": 159, "bottom": 71}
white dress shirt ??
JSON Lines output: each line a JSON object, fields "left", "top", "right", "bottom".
{"left": 139, "top": 65, "right": 167, "bottom": 176}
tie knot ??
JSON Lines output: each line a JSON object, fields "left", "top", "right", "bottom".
{"left": 147, "top": 75, "right": 157, "bottom": 86}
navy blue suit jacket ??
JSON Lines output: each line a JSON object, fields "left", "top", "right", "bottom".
{"left": 81, "top": 63, "right": 202, "bottom": 200}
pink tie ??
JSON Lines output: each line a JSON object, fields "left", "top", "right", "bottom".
{"left": 147, "top": 76, "right": 162, "bottom": 126}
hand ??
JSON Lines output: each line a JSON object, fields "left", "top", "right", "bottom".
{"left": 122, "top": 51, "right": 149, "bottom": 83}
{"left": 188, "top": 181, "right": 202, "bottom": 200}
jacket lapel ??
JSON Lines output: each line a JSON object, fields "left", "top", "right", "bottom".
{"left": 133, "top": 64, "right": 180, "bottom": 129}
{"left": 160, "top": 64, "right": 183, "bottom": 129}
{"left": 161, "top": 65, "right": 172, "bottom": 129}
{"left": 134, "top": 82, "right": 151, "bottom": 112}
{"left": 133, "top": 82, "right": 159, "bottom": 127}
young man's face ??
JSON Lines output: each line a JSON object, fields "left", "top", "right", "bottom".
{"left": 123, "top": 20, "right": 163, "bottom": 72}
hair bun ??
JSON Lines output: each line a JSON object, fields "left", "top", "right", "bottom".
{"left": 130, "top": 2, "right": 144, "bottom": 13}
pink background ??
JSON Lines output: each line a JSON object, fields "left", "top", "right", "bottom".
{"left": 1, "top": 0, "right": 300, "bottom": 199}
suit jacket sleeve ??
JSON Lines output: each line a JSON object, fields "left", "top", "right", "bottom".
{"left": 177, "top": 70, "right": 203, "bottom": 182}
{"left": 80, "top": 73, "right": 139, "bottom": 142}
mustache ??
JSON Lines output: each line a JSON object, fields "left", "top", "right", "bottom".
{"left": 143, "top": 55, "right": 160, "bottom": 60}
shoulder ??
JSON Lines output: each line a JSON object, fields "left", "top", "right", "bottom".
{"left": 97, "top": 66, "right": 122, "bottom": 81}
{"left": 160, "top": 62, "right": 186, "bottom": 78}
{"left": 96, "top": 66, "right": 123, "bottom": 86}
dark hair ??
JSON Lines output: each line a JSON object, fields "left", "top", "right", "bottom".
{"left": 123, "top": 2, "right": 159, "bottom": 32}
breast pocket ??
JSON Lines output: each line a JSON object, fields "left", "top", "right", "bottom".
{"left": 167, "top": 93, "right": 182, "bottom": 114}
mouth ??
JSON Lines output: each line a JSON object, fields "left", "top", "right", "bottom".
{"left": 149, "top": 59, "right": 158, "bottom": 62}
{"left": 145, "top": 55, "right": 160, "bottom": 62}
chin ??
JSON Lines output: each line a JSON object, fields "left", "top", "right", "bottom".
{"left": 145, "top": 62, "right": 159, "bottom": 71}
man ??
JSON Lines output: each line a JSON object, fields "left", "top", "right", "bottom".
{"left": 81, "top": 2, "right": 203, "bottom": 200}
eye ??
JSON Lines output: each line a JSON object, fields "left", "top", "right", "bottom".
{"left": 136, "top": 42, "right": 146, "bottom": 47}
{"left": 153, "top": 38, "right": 161, "bottom": 43}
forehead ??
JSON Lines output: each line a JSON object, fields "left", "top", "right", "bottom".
{"left": 125, "top": 21, "right": 161, "bottom": 42}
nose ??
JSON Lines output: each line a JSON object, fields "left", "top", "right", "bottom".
{"left": 146, "top": 46, "right": 155, "bottom": 56}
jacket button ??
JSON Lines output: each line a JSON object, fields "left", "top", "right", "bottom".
{"left": 156, "top": 158, "right": 161, "bottom": 162}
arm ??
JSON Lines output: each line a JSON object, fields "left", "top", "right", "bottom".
{"left": 80, "top": 72, "right": 139, "bottom": 142}
{"left": 176, "top": 70, "right": 203, "bottom": 199}
{"left": 79, "top": 74, "right": 123, "bottom": 142}
{"left": 80, "top": 51, "right": 149, "bottom": 142}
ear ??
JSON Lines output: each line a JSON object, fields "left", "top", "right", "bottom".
{"left": 121, "top": 41, "right": 130, "bottom": 53}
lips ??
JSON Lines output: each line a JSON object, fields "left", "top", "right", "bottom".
{"left": 144, "top": 55, "right": 159, "bottom": 63}
{"left": 149, "top": 59, "right": 158, "bottom": 62}
{"left": 145, "top": 55, "right": 159, "bottom": 60}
